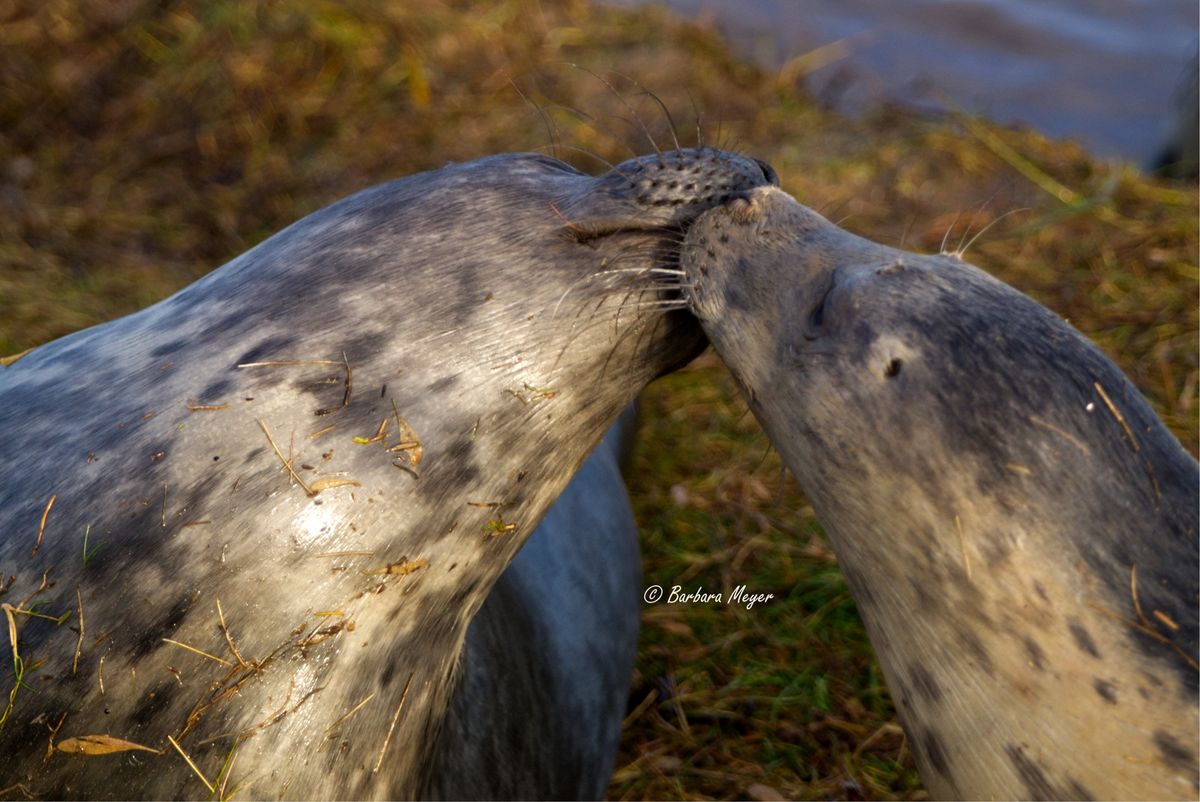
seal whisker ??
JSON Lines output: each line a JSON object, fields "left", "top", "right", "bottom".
{"left": 532, "top": 82, "right": 641, "bottom": 163}
{"left": 951, "top": 207, "right": 1031, "bottom": 259}
{"left": 688, "top": 90, "right": 704, "bottom": 149}
{"left": 509, "top": 77, "right": 560, "bottom": 162}
{"left": 596, "top": 311, "right": 672, "bottom": 379}
{"left": 533, "top": 142, "right": 620, "bottom": 173}
{"left": 953, "top": 184, "right": 1010, "bottom": 256}
{"left": 553, "top": 242, "right": 686, "bottom": 323}
{"left": 564, "top": 63, "right": 661, "bottom": 154}
{"left": 614, "top": 299, "right": 691, "bottom": 311}
{"left": 939, "top": 207, "right": 966, "bottom": 256}
{"left": 631, "top": 85, "right": 682, "bottom": 153}
{"left": 599, "top": 267, "right": 688, "bottom": 278}
{"left": 550, "top": 292, "right": 674, "bottom": 373}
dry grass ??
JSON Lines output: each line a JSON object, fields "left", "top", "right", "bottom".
{"left": 1, "top": 1, "right": 1195, "bottom": 799}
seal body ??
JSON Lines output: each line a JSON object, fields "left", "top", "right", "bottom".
{"left": 428, "top": 405, "right": 642, "bottom": 800}
{"left": 0, "top": 149, "right": 776, "bottom": 799}
{"left": 682, "top": 187, "right": 1199, "bottom": 800}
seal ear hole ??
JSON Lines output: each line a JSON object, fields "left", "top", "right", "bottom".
{"left": 884, "top": 358, "right": 903, "bottom": 378}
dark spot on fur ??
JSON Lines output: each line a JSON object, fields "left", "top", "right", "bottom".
{"left": 442, "top": 436, "right": 481, "bottom": 486}
{"left": 1153, "top": 730, "right": 1198, "bottom": 788}
{"left": 980, "top": 530, "right": 1013, "bottom": 566}
{"left": 150, "top": 338, "right": 189, "bottom": 358}
{"left": 908, "top": 576, "right": 936, "bottom": 611}
{"left": 199, "top": 377, "right": 233, "bottom": 402}
{"left": 960, "top": 631, "right": 994, "bottom": 674}
{"left": 838, "top": 561, "right": 876, "bottom": 608}
{"left": 1033, "top": 581, "right": 1049, "bottom": 603}
{"left": 919, "top": 728, "right": 951, "bottom": 777}
{"left": 1065, "top": 779, "right": 1095, "bottom": 800}
{"left": 130, "top": 596, "right": 191, "bottom": 658}
{"left": 1093, "top": 678, "right": 1118, "bottom": 704}
{"left": 341, "top": 330, "right": 390, "bottom": 362}
{"left": 1068, "top": 619, "right": 1101, "bottom": 658}
{"left": 908, "top": 663, "right": 943, "bottom": 704}
{"left": 884, "top": 358, "right": 902, "bottom": 378}
{"left": 428, "top": 375, "right": 459, "bottom": 393}
{"left": 1005, "top": 743, "right": 1058, "bottom": 800}
{"left": 380, "top": 658, "right": 397, "bottom": 688}
{"left": 1023, "top": 637, "right": 1046, "bottom": 671}
{"left": 236, "top": 335, "right": 300, "bottom": 366}
{"left": 130, "top": 680, "right": 179, "bottom": 728}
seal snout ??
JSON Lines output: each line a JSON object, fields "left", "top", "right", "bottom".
{"left": 611, "top": 147, "right": 778, "bottom": 217}
{"left": 722, "top": 185, "right": 794, "bottom": 226}
{"left": 556, "top": 148, "right": 778, "bottom": 243}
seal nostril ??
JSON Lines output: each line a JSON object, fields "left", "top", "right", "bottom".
{"left": 884, "top": 359, "right": 902, "bottom": 378}
{"left": 753, "top": 158, "right": 780, "bottom": 187}
{"left": 805, "top": 281, "right": 834, "bottom": 340}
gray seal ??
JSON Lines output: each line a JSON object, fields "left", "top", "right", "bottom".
{"left": 427, "top": 403, "right": 642, "bottom": 800}
{"left": 0, "top": 148, "right": 777, "bottom": 799}
{"left": 682, "top": 186, "right": 1199, "bottom": 800}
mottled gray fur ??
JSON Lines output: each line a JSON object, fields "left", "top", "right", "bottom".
{"left": 684, "top": 187, "right": 1199, "bottom": 800}
{"left": 0, "top": 150, "right": 775, "bottom": 799}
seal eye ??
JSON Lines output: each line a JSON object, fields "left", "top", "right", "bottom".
{"left": 884, "top": 359, "right": 902, "bottom": 378}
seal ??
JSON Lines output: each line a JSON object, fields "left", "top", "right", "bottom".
{"left": 426, "top": 404, "right": 642, "bottom": 800}
{"left": 0, "top": 148, "right": 778, "bottom": 798}
{"left": 682, "top": 186, "right": 1199, "bottom": 800}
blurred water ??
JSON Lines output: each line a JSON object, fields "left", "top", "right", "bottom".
{"left": 615, "top": 0, "right": 1198, "bottom": 165}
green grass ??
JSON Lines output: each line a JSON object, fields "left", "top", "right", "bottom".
{"left": 1, "top": 1, "right": 1196, "bottom": 799}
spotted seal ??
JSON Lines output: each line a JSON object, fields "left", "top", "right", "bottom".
{"left": 0, "top": 148, "right": 777, "bottom": 798}
{"left": 682, "top": 186, "right": 1199, "bottom": 800}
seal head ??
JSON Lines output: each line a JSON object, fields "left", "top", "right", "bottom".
{"left": 683, "top": 186, "right": 1199, "bottom": 800}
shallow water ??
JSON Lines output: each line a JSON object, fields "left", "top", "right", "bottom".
{"left": 617, "top": 0, "right": 1198, "bottom": 165}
